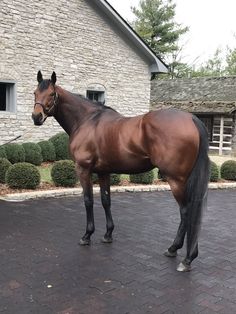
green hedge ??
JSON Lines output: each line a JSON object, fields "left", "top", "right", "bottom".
{"left": 210, "top": 161, "right": 220, "bottom": 182}
{"left": 22, "top": 142, "right": 43, "bottom": 166}
{"left": 0, "top": 158, "right": 12, "bottom": 183}
{"left": 6, "top": 162, "right": 40, "bottom": 189}
{"left": 38, "top": 140, "right": 56, "bottom": 162}
{"left": 130, "top": 170, "right": 154, "bottom": 184}
{"left": 49, "top": 132, "right": 70, "bottom": 160}
{"left": 221, "top": 160, "right": 236, "bottom": 181}
{"left": 0, "top": 146, "right": 7, "bottom": 159}
{"left": 5, "top": 143, "right": 25, "bottom": 164}
{"left": 110, "top": 174, "right": 121, "bottom": 185}
{"left": 51, "top": 160, "right": 77, "bottom": 187}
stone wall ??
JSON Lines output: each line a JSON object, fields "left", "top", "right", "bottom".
{"left": 151, "top": 76, "right": 236, "bottom": 102}
{"left": 0, "top": 0, "right": 151, "bottom": 144}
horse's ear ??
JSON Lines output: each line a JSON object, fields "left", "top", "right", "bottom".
{"left": 51, "top": 71, "right": 57, "bottom": 85}
{"left": 37, "top": 71, "right": 43, "bottom": 84}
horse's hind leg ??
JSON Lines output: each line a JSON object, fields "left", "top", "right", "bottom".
{"left": 166, "top": 177, "right": 200, "bottom": 272}
{"left": 164, "top": 205, "right": 187, "bottom": 257}
{"left": 98, "top": 174, "right": 114, "bottom": 243}
{"left": 164, "top": 179, "right": 187, "bottom": 257}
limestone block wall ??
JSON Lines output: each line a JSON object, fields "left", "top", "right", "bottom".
{"left": 0, "top": 0, "right": 151, "bottom": 144}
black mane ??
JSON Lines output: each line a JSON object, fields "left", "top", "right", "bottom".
{"left": 74, "top": 93, "right": 117, "bottom": 113}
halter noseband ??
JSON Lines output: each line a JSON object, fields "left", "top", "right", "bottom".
{"left": 34, "top": 92, "right": 59, "bottom": 115}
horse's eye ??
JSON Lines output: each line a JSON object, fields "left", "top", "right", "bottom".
{"left": 50, "top": 92, "right": 55, "bottom": 97}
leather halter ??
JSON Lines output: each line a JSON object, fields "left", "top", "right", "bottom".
{"left": 34, "top": 92, "right": 59, "bottom": 115}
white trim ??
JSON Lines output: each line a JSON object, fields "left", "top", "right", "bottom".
{"left": 219, "top": 116, "right": 224, "bottom": 155}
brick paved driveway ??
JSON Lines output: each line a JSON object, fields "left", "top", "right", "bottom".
{"left": 0, "top": 190, "right": 236, "bottom": 314}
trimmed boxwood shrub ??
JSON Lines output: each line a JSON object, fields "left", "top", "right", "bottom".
{"left": 5, "top": 143, "right": 25, "bottom": 164}
{"left": 38, "top": 140, "right": 56, "bottom": 162}
{"left": 130, "top": 170, "right": 154, "bottom": 184}
{"left": 91, "top": 173, "right": 121, "bottom": 185}
{"left": 22, "top": 142, "right": 43, "bottom": 166}
{"left": 110, "top": 174, "right": 121, "bottom": 185}
{"left": 0, "top": 158, "right": 12, "bottom": 183}
{"left": 210, "top": 161, "right": 220, "bottom": 182}
{"left": 221, "top": 160, "right": 236, "bottom": 181}
{"left": 49, "top": 132, "right": 70, "bottom": 160}
{"left": 51, "top": 160, "right": 77, "bottom": 187}
{"left": 6, "top": 162, "right": 40, "bottom": 189}
{"left": 92, "top": 173, "right": 99, "bottom": 184}
{"left": 0, "top": 146, "right": 7, "bottom": 159}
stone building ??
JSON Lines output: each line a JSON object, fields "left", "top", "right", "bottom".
{"left": 0, "top": 0, "right": 167, "bottom": 144}
{"left": 151, "top": 76, "right": 236, "bottom": 155}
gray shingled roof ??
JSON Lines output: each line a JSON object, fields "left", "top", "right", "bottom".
{"left": 151, "top": 101, "right": 236, "bottom": 114}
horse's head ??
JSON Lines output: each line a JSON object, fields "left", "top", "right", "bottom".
{"left": 32, "top": 71, "right": 58, "bottom": 126}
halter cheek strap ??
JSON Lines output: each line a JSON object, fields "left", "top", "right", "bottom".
{"left": 34, "top": 92, "right": 59, "bottom": 115}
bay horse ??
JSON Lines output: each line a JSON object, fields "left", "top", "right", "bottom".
{"left": 32, "top": 71, "right": 209, "bottom": 272}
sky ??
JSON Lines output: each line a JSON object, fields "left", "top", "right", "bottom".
{"left": 108, "top": 0, "right": 236, "bottom": 66}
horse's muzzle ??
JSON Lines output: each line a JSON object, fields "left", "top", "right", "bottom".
{"left": 32, "top": 112, "right": 46, "bottom": 126}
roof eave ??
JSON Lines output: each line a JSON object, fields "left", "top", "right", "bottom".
{"left": 93, "top": 0, "right": 168, "bottom": 73}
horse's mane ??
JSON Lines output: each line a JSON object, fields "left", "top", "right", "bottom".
{"left": 74, "top": 93, "right": 117, "bottom": 113}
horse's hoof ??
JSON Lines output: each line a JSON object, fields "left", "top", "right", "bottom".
{"left": 177, "top": 262, "right": 191, "bottom": 272}
{"left": 164, "top": 249, "right": 177, "bottom": 257}
{"left": 79, "top": 238, "right": 91, "bottom": 246}
{"left": 101, "top": 236, "right": 113, "bottom": 243}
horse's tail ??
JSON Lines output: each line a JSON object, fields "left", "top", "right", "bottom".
{"left": 184, "top": 115, "right": 210, "bottom": 259}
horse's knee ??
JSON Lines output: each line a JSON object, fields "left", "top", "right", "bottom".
{"left": 101, "top": 192, "right": 111, "bottom": 208}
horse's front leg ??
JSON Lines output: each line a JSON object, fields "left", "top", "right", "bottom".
{"left": 77, "top": 167, "right": 95, "bottom": 245}
{"left": 98, "top": 173, "right": 114, "bottom": 243}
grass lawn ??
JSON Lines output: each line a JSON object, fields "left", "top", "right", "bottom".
{"left": 38, "top": 164, "right": 53, "bottom": 183}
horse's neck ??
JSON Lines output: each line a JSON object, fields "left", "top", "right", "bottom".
{"left": 54, "top": 87, "right": 96, "bottom": 135}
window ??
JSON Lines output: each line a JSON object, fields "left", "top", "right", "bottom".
{"left": 197, "top": 115, "right": 213, "bottom": 141}
{"left": 0, "top": 81, "right": 16, "bottom": 112}
{"left": 87, "top": 90, "right": 105, "bottom": 104}
{"left": 86, "top": 83, "right": 106, "bottom": 105}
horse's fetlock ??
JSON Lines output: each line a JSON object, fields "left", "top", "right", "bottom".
{"left": 107, "top": 222, "right": 114, "bottom": 232}
{"left": 87, "top": 223, "right": 95, "bottom": 234}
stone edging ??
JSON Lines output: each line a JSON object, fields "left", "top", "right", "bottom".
{"left": 0, "top": 182, "right": 236, "bottom": 202}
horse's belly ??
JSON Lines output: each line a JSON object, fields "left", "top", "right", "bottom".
{"left": 94, "top": 156, "right": 154, "bottom": 174}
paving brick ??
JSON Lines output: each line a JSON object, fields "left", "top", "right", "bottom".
{"left": 0, "top": 189, "right": 236, "bottom": 313}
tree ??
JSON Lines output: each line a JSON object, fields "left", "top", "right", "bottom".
{"left": 185, "top": 48, "right": 225, "bottom": 78}
{"left": 131, "top": 0, "right": 188, "bottom": 61}
{"left": 225, "top": 48, "right": 236, "bottom": 75}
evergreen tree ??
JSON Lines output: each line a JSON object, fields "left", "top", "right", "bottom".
{"left": 131, "top": 0, "right": 188, "bottom": 60}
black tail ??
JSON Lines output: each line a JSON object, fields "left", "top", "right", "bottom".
{"left": 184, "top": 115, "right": 210, "bottom": 260}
